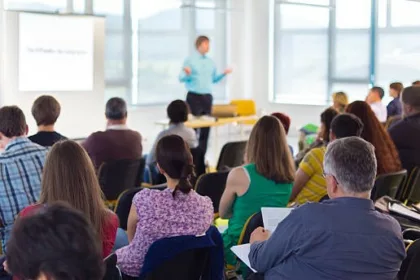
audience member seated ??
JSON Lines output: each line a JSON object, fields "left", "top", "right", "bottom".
{"left": 0, "top": 106, "right": 48, "bottom": 253}
{"left": 249, "top": 137, "right": 406, "bottom": 280}
{"left": 346, "top": 101, "right": 402, "bottom": 175}
{"left": 290, "top": 113, "right": 364, "bottom": 204}
{"left": 146, "top": 99, "right": 198, "bottom": 167}
{"left": 412, "top": 80, "right": 420, "bottom": 86}
{"left": 116, "top": 135, "right": 213, "bottom": 278}
{"left": 83, "top": 97, "right": 142, "bottom": 169}
{"left": 20, "top": 140, "right": 118, "bottom": 257}
{"left": 389, "top": 86, "right": 420, "bottom": 175}
{"left": 28, "top": 95, "right": 67, "bottom": 147}
{"left": 271, "top": 112, "right": 293, "bottom": 155}
{"left": 387, "top": 82, "right": 403, "bottom": 118}
{"left": 295, "top": 108, "right": 338, "bottom": 165}
{"left": 366, "top": 86, "right": 387, "bottom": 122}
{"left": 6, "top": 203, "right": 104, "bottom": 280}
{"left": 332, "top": 91, "right": 348, "bottom": 113}
{"left": 219, "top": 116, "right": 295, "bottom": 269}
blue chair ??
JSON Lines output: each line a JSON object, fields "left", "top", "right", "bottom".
{"left": 139, "top": 226, "right": 224, "bottom": 280}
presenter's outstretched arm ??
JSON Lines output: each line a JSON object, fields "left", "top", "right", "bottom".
{"left": 212, "top": 67, "right": 232, "bottom": 83}
{"left": 179, "top": 58, "right": 192, "bottom": 83}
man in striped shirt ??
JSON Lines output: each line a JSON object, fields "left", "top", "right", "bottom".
{"left": 0, "top": 106, "right": 48, "bottom": 252}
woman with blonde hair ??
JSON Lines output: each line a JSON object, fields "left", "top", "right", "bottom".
{"left": 219, "top": 115, "right": 295, "bottom": 269}
{"left": 20, "top": 140, "right": 118, "bottom": 257}
{"left": 332, "top": 91, "right": 349, "bottom": 113}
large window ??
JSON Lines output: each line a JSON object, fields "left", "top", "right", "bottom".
{"left": 272, "top": 0, "right": 420, "bottom": 105}
{"left": 133, "top": 0, "right": 229, "bottom": 104}
{"left": 4, "top": 0, "right": 230, "bottom": 104}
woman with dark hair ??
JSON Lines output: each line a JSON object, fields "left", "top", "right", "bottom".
{"left": 346, "top": 101, "right": 402, "bottom": 175}
{"left": 219, "top": 116, "right": 295, "bottom": 269}
{"left": 295, "top": 108, "right": 339, "bottom": 165}
{"left": 116, "top": 135, "right": 213, "bottom": 278}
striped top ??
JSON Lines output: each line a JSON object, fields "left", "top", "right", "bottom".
{"left": 0, "top": 137, "right": 47, "bottom": 252}
{"left": 294, "top": 147, "right": 327, "bottom": 204}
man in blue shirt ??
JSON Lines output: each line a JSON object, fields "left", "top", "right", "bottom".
{"left": 179, "top": 36, "right": 231, "bottom": 154}
{"left": 0, "top": 106, "right": 48, "bottom": 252}
{"left": 249, "top": 137, "right": 406, "bottom": 280}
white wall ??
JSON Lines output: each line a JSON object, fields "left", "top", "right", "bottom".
{"left": 1, "top": 12, "right": 106, "bottom": 138}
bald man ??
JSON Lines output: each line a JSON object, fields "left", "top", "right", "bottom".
{"left": 389, "top": 86, "right": 420, "bottom": 174}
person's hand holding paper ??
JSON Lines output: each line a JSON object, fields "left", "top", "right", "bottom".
{"left": 250, "top": 227, "right": 271, "bottom": 244}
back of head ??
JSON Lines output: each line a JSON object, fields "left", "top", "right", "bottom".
{"left": 0, "top": 106, "right": 27, "bottom": 138}
{"left": 371, "top": 86, "right": 385, "bottom": 99}
{"left": 412, "top": 80, "right": 420, "bottom": 86}
{"left": 271, "top": 112, "right": 291, "bottom": 134}
{"left": 346, "top": 101, "right": 401, "bottom": 174}
{"left": 167, "top": 100, "right": 189, "bottom": 124}
{"left": 320, "top": 107, "right": 339, "bottom": 142}
{"left": 105, "top": 97, "right": 127, "bottom": 120}
{"left": 31, "top": 95, "right": 61, "bottom": 126}
{"left": 401, "top": 86, "right": 420, "bottom": 113}
{"left": 7, "top": 202, "right": 104, "bottom": 280}
{"left": 332, "top": 91, "right": 349, "bottom": 110}
{"left": 246, "top": 115, "right": 295, "bottom": 183}
{"left": 331, "top": 113, "right": 364, "bottom": 139}
{"left": 324, "top": 136, "right": 377, "bottom": 194}
{"left": 40, "top": 140, "right": 106, "bottom": 238}
{"left": 156, "top": 135, "right": 194, "bottom": 197}
{"left": 390, "top": 82, "right": 404, "bottom": 96}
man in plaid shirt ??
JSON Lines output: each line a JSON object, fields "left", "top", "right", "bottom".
{"left": 0, "top": 106, "right": 48, "bottom": 252}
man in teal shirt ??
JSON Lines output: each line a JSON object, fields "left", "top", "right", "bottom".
{"left": 179, "top": 35, "right": 231, "bottom": 154}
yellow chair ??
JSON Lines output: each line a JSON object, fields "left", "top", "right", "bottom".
{"left": 230, "top": 99, "right": 257, "bottom": 116}
{"left": 229, "top": 99, "right": 258, "bottom": 126}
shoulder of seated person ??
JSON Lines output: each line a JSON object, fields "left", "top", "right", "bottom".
{"left": 228, "top": 166, "right": 249, "bottom": 183}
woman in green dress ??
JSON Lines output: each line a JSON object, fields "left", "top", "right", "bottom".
{"left": 219, "top": 115, "right": 295, "bottom": 269}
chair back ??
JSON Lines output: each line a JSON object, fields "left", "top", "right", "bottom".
{"left": 398, "top": 239, "right": 420, "bottom": 280}
{"left": 195, "top": 172, "right": 229, "bottom": 214}
{"left": 401, "top": 167, "right": 420, "bottom": 204}
{"left": 114, "top": 187, "right": 142, "bottom": 231}
{"left": 216, "top": 141, "right": 247, "bottom": 171}
{"left": 140, "top": 226, "right": 223, "bottom": 280}
{"left": 371, "top": 170, "right": 407, "bottom": 201}
{"left": 98, "top": 158, "right": 142, "bottom": 201}
{"left": 403, "top": 228, "right": 420, "bottom": 242}
{"left": 238, "top": 212, "right": 263, "bottom": 245}
{"left": 143, "top": 248, "right": 210, "bottom": 280}
{"left": 190, "top": 147, "right": 206, "bottom": 181}
{"left": 103, "top": 253, "right": 122, "bottom": 280}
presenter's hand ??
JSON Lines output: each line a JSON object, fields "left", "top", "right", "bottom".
{"left": 250, "top": 227, "right": 271, "bottom": 244}
{"left": 183, "top": 67, "right": 192, "bottom": 75}
{"left": 224, "top": 68, "right": 233, "bottom": 75}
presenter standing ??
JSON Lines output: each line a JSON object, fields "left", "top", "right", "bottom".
{"left": 179, "top": 36, "right": 232, "bottom": 154}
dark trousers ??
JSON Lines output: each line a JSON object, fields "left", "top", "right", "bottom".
{"left": 186, "top": 92, "right": 213, "bottom": 154}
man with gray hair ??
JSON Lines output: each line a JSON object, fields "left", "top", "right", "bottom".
{"left": 83, "top": 97, "right": 142, "bottom": 169}
{"left": 389, "top": 86, "right": 420, "bottom": 174}
{"left": 248, "top": 137, "right": 405, "bottom": 280}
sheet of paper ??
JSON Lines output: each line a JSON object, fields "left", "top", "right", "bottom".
{"left": 231, "top": 244, "right": 257, "bottom": 273}
{"left": 389, "top": 203, "right": 420, "bottom": 221}
{"left": 261, "top": 207, "right": 293, "bottom": 233}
